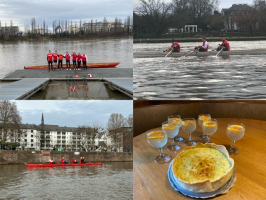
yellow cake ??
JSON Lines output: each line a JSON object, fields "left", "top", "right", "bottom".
{"left": 172, "top": 143, "right": 234, "bottom": 193}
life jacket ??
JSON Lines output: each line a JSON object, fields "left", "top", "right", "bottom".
{"left": 58, "top": 55, "right": 64, "bottom": 61}
{"left": 77, "top": 55, "right": 82, "bottom": 62}
{"left": 81, "top": 55, "right": 87, "bottom": 61}
{"left": 71, "top": 54, "right": 78, "bottom": 61}
{"left": 47, "top": 53, "right": 53, "bottom": 61}
{"left": 53, "top": 53, "right": 58, "bottom": 60}
{"left": 65, "top": 54, "right": 71, "bottom": 61}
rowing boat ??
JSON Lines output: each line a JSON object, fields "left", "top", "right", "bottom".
{"left": 25, "top": 162, "right": 102, "bottom": 167}
{"left": 133, "top": 49, "right": 266, "bottom": 58}
{"left": 24, "top": 62, "right": 120, "bottom": 70}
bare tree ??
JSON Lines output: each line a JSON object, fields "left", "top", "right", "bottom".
{"left": 107, "top": 113, "right": 126, "bottom": 150}
{"left": 103, "top": 17, "right": 108, "bottom": 32}
{"left": 91, "top": 19, "right": 93, "bottom": 34}
{"left": 0, "top": 101, "right": 22, "bottom": 143}
{"left": 10, "top": 20, "right": 13, "bottom": 35}
{"left": 31, "top": 17, "right": 36, "bottom": 34}
{"left": 52, "top": 20, "right": 55, "bottom": 34}
{"left": 136, "top": 0, "right": 172, "bottom": 37}
{"left": 126, "top": 114, "right": 133, "bottom": 127}
{"left": 43, "top": 20, "right": 46, "bottom": 35}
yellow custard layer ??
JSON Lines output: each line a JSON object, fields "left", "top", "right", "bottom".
{"left": 173, "top": 147, "right": 231, "bottom": 183}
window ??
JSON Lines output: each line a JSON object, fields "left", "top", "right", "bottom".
{"left": 31, "top": 139, "right": 33, "bottom": 142}
{"left": 31, "top": 135, "right": 33, "bottom": 138}
{"left": 24, "top": 139, "right": 27, "bottom": 142}
{"left": 31, "top": 130, "right": 33, "bottom": 133}
{"left": 31, "top": 144, "right": 33, "bottom": 147}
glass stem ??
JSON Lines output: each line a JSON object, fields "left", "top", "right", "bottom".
{"left": 207, "top": 136, "right": 210, "bottom": 143}
{"left": 171, "top": 138, "right": 175, "bottom": 146}
{"left": 202, "top": 128, "right": 205, "bottom": 136}
{"left": 158, "top": 148, "right": 164, "bottom": 157}
{"left": 189, "top": 133, "right": 192, "bottom": 142}
{"left": 230, "top": 140, "right": 236, "bottom": 149}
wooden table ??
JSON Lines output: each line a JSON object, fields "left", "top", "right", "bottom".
{"left": 134, "top": 118, "right": 266, "bottom": 200}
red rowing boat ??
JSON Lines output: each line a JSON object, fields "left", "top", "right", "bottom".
{"left": 24, "top": 62, "right": 119, "bottom": 69}
{"left": 25, "top": 162, "right": 102, "bottom": 167}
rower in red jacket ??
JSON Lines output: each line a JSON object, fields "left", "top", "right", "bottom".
{"left": 49, "top": 157, "right": 54, "bottom": 164}
{"left": 47, "top": 50, "right": 53, "bottom": 71}
{"left": 61, "top": 157, "right": 67, "bottom": 164}
{"left": 166, "top": 39, "right": 181, "bottom": 52}
{"left": 65, "top": 52, "right": 71, "bottom": 70}
{"left": 81, "top": 53, "right": 87, "bottom": 70}
{"left": 195, "top": 37, "right": 209, "bottom": 52}
{"left": 72, "top": 157, "right": 77, "bottom": 164}
{"left": 217, "top": 37, "right": 230, "bottom": 51}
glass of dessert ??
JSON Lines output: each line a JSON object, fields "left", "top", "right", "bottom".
{"left": 146, "top": 128, "right": 171, "bottom": 164}
{"left": 162, "top": 121, "right": 180, "bottom": 151}
{"left": 168, "top": 115, "right": 184, "bottom": 142}
{"left": 198, "top": 114, "right": 211, "bottom": 140}
{"left": 182, "top": 118, "right": 197, "bottom": 146}
{"left": 226, "top": 123, "right": 245, "bottom": 155}
{"left": 202, "top": 119, "right": 218, "bottom": 143}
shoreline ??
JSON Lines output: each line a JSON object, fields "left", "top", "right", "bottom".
{"left": 133, "top": 36, "right": 266, "bottom": 43}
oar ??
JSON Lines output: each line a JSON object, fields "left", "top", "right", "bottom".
{"left": 215, "top": 47, "right": 224, "bottom": 56}
{"left": 73, "top": 78, "right": 80, "bottom": 90}
{"left": 165, "top": 49, "right": 173, "bottom": 58}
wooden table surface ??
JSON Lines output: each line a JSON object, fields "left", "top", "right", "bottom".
{"left": 133, "top": 118, "right": 266, "bottom": 200}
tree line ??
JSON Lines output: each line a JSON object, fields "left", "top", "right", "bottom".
{"left": 134, "top": 0, "right": 266, "bottom": 38}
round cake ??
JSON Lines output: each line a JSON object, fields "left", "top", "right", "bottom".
{"left": 172, "top": 143, "right": 234, "bottom": 193}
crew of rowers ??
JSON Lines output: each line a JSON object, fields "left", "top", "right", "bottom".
{"left": 48, "top": 157, "right": 86, "bottom": 164}
{"left": 47, "top": 50, "right": 88, "bottom": 72}
{"left": 166, "top": 37, "right": 230, "bottom": 53}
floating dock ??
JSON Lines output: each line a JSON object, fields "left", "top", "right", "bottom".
{"left": 0, "top": 78, "right": 49, "bottom": 100}
{"left": 0, "top": 68, "right": 133, "bottom": 99}
{"left": 104, "top": 78, "right": 133, "bottom": 98}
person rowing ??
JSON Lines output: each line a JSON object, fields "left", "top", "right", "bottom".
{"left": 165, "top": 39, "right": 181, "bottom": 52}
{"left": 49, "top": 157, "right": 55, "bottom": 164}
{"left": 194, "top": 37, "right": 209, "bottom": 52}
{"left": 61, "top": 157, "right": 68, "bottom": 164}
{"left": 47, "top": 50, "right": 53, "bottom": 71}
{"left": 217, "top": 37, "right": 230, "bottom": 51}
{"left": 72, "top": 157, "right": 78, "bottom": 164}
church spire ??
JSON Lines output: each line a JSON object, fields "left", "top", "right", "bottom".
{"left": 41, "top": 113, "right": 44, "bottom": 126}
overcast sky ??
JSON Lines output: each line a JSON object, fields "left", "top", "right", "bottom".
{"left": 0, "top": 0, "right": 132, "bottom": 32}
{"left": 133, "top": 0, "right": 254, "bottom": 11}
{"left": 11, "top": 100, "right": 133, "bottom": 128}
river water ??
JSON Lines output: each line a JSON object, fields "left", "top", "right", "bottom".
{"left": 134, "top": 41, "right": 266, "bottom": 99}
{"left": 0, "top": 162, "right": 133, "bottom": 200}
{"left": 0, "top": 37, "right": 133, "bottom": 79}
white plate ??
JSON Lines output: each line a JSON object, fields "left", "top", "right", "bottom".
{"left": 168, "top": 160, "right": 236, "bottom": 199}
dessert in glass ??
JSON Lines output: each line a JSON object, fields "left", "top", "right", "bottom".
{"left": 146, "top": 128, "right": 171, "bottom": 163}
{"left": 202, "top": 119, "right": 218, "bottom": 143}
{"left": 226, "top": 123, "right": 245, "bottom": 155}
{"left": 162, "top": 121, "right": 180, "bottom": 151}
{"left": 198, "top": 114, "right": 211, "bottom": 140}
{"left": 182, "top": 118, "right": 197, "bottom": 146}
{"left": 168, "top": 115, "right": 184, "bottom": 142}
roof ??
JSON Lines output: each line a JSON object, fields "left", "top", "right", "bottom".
{"left": 221, "top": 4, "right": 250, "bottom": 12}
{"left": 21, "top": 123, "right": 78, "bottom": 132}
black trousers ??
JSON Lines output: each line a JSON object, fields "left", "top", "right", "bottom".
{"left": 48, "top": 61, "right": 53, "bottom": 71}
{"left": 77, "top": 61, "right": 81, "bottom": 69}
{"left": 66, "top": 60, "right": 70, "bottom": 68}
{"left": 83, "top": 61, "right": 87, "bottom": 69}
{"left": 58, "top": 60, "right": 63, "bottom": 69}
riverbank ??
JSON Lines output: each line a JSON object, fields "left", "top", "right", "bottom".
{"left": 0, "top": 150, "right": 133, "bottom": 164}
{"left": 133, "top": 36, "right": 266, "bottom": 43}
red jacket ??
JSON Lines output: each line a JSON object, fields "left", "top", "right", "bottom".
{"left": 81, "top": 55, "right": 87, "bottom": 61}
{"left": 61, "top": 158, "right": 64, "bottom": 164}
{"left": 72, "top": 158, "right": 75, "bottom": 164}
{"left": 65, "top": 54, "right": 71, "bottom": 61}
{"left": 58, "top": 55, "right": 64, "bottom": 61}
{"left": 47, "top": 53, "right": 53, "bottom": 61}
{"left": 221, "top": 40, "right": 230, "bottom": 51}
{"left": 171, "top": 42, "right": 181, "bottom": 52}
{"left": 53, "top": 53, "right": 58, "bottom": 60}
{"left": 77, "top": 55, "right": 82, "bottom": 62}
{"left": 71, "top": 54, "right": 78, "bottom": 61}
